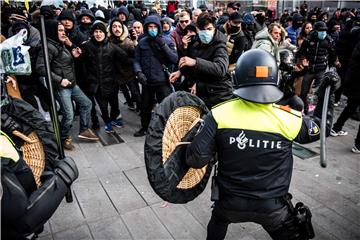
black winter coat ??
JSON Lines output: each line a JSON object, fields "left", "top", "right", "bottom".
{"left": 180, "top": 30, "right": 233, "bottom": 108}
{"left": 81, "top": 38, "right": 131, "bottom": 95}
{"left": 344, "top": 40, "right": 360, "bottom": 100}
{"left": 297, "top": 31, "right": 337, "bottom": 72}
{"left": 36, "top": 39, "right": 76, "bottom": 89}
{"left": 219, "top": 22, "right": 248, "bottom": 65}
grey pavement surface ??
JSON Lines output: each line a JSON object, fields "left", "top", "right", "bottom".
{"left": 38, "top": 97, "right": 359, "bottom": 240}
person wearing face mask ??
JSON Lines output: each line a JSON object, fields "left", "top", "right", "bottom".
{"left": 133, "top": 15, "right": 178, "bottom": 137}
{"left": 241, "top": 13, "right": 256, "bottom": 49}
{"left": 219, "top": 12, "right": 248, "bottom": 72}
{"left": 161, "top": 17, "right": 175, "bottom": 41}
{"left": 79, "top": 22, "right": 132, "bottom": 133}
{"left": 297, "top": 21, "right": 338, "bottom": 114}
{"left": 77, "top": 9, "right": 95, "bottom": 40}
{"left": 286, "top": 13, "right": 303, "bottom": 45}
{"left": 169, "top": 12, "right": 233, "bottom": 109}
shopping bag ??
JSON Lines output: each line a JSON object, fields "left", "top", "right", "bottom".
{"left": 0, "top": 29, "right": 31, "bottom": 75}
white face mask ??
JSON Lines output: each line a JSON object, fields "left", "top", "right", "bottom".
{"left": 198, "top": 30, "right": 214, "bottom": 44}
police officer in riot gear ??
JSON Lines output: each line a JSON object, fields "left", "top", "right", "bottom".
{"left": 185, "top": 49, "right": 339, "bottom": 240}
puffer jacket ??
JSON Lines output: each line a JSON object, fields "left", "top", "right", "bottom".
{"left": 180, "top": 29, "right": 233, "bottom": 108}
{"left": 133, "top": 15, "right": 178, "bottom": 86}
{"left": 36, "top": 39, "right": 76, "bottom": 89}
{"left": 297, "top": 31, "right": 337, "bottom": 72}
{"left": 81, "top": 38, "right": 131, "bottom": 95}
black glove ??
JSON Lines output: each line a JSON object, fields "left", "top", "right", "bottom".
{"left": 1, "top": 113, "right": 22, "bottom": 134}
{"left": 136, "top": 72, "right": 147, "bottom": 85}
{"left": 319, "top": 70, "right": 341, "bottom": 92}
{"left": 154, "top": 36, "right": 166, "bottom": 47}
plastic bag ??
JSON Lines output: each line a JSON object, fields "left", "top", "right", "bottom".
{"left": 0, "top": 29, "right": 31, "bottom": 75}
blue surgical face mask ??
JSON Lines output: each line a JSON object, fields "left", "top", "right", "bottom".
{"left": 317, "top": 31, "right": 327, "bottom": 40}
{"left": 198, "top": 30, "right": 214, "bottom": 44}
{"left": 148, "top": 28, "right": 158, "bottom": 37}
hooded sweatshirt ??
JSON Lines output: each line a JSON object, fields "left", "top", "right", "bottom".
{"left": 133, "top": 15, "right": 178, "bottom": 86}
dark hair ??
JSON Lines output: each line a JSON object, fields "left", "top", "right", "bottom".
{"left": 196, "top": 12, "right": 216, "bottom": 29}
{"left": 299, "top": 21, "right": 312, "bottom": 37}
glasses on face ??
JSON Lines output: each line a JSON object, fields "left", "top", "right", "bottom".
{"left": 232, "top": 21, "right": 241, "bottom": 25}
{"left": 180, "top": 20, "right": 190, "bottom": 24}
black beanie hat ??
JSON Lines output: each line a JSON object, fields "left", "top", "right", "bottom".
{"left": 229, "top": 12, "right": 242, "bottom": 21}
{"left": 91, "top": 21, "right": 107, "bottom": 35}
{"left": 58, "top": 9, "right": 76, "bottom": 22}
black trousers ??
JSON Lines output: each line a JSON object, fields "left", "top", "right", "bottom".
{"left": 140, "top": 84, "right": 172, "bottom": 129}
{"left": 333, "top": 97, "right": 360, "bottom": 146}
{"left": 94, "top": 90, "right": 120, "bottom": 124}
{"left": 300, "top": 71, "right": 325, "bottom": 114}
{"left": 207, "top": 197, "right": 296, "bottom": 240}
{"left": 120, "top": 81, "right": 142, "bottom": 109}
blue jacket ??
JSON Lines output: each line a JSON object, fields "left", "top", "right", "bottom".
{"left": 286, "top": 26, "right": 301, "bottom": 45}
{"left": 134, "top": 15, "right": 178, "bottom": 86}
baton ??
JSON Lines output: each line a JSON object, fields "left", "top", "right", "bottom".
{"left": 320, "top": 85, "right": 331, "bottom": 168}
{"left": 40, "top": 16, "right": 73, "bottom": 202}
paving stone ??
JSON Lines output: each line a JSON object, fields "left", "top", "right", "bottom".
{"left": 184, "top": 183, "right": 213, "bottom": 228}
{"left": 121, "top": 206, "right": 173, "bottom": 240}
{"left": 115, "top": 122, "right": 144, "bottom": 144}
{"left": 312, "top": 206, "right": 360, "bottom": 239}
{"left": 311, "top": 222, "right": 338, "bottom": 240}
{"left": 72, "top": 178, "right": 118, "bottom": 222}
{"left": 66, "top": 150, "right": 97, "bottom": 181}
{"left": 88, "top": 215, "right": 132, "bottom": 240}
{"left": 127, "top": 140, "right": 146, "bottom": 159}
{"left": 292, "top": 171, "right": 360, "bottom": 225}
{"left": 49, "top": 197, "right": 85, "bottom": 233}
{"left": 151, "top": 202, "right": 207, "bottom": 239}
{"left": 53, "top": 224, "right": 92, "bottom": 240}
{"left": 38, "top": 235, "right": 53, "bottom": 240}
{"left": 38, "top": 222, "right": 52, "bottom": 239}
{"left": 124, "top": 166, "right": 163, "bottom": 205}
{"left": 83, "top": 148, "right": 121, "bottom": 177}
{"left": 105, "top": 144, "right": 144, "bottom": 171}
{"left": 99, "top": 172, "right": 147, "bottom": 214}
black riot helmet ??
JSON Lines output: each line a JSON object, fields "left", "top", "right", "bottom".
{"left": 233, "top": 49, "right": 283, "bottom": 104}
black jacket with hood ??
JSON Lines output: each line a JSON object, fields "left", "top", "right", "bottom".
{"left": 180, "top": 29, "right": 233, "bottom": 108}
{"left": 36, "top": 20, "right": 76, "bottom": 89}
{"left": 80, "top": 22, "right": 131, "bottom": 96}
{"left": 297, "top": 30, "right": 337, "bottom": 72}
{"left": 133, "top": 15, "right": 178, "bottom": 86}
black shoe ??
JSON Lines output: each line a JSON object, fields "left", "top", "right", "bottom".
{"left": 134, "top": 128, "right": 147, "bottom": 137}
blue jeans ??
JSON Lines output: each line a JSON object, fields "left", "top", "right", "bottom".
{"left": 57, "top": 85, "right": 92, "bottom": 139}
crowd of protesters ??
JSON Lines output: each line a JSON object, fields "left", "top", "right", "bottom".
{"left": 1, "top": 1, "right": 359, "bottom": 153}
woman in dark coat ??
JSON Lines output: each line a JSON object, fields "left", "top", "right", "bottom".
{"left": 169, "top": 12, "right": 233, "bottom": 108}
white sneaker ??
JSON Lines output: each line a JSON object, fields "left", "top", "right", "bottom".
{"left": 330, "top": 129, "right": 348, "bottom": 137}
{"left": 352, "top": 145, "right": 360, "bottom": 154}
